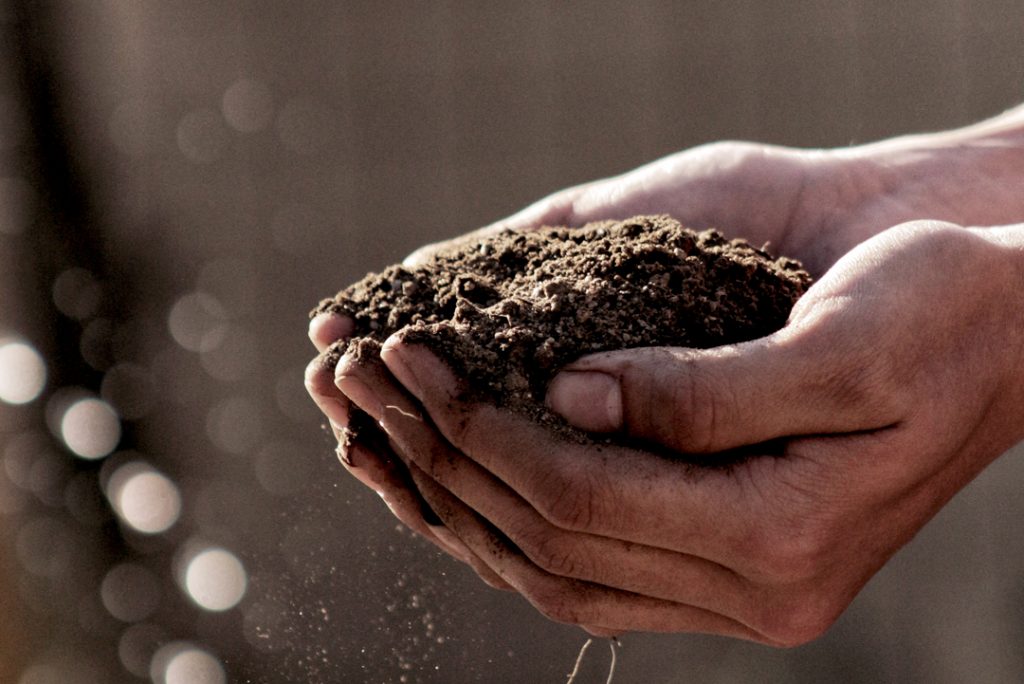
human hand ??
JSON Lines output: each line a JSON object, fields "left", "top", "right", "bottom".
{"left": 306, "top": 113, "right": 1024, "bottom": 638}
{"left": 307, "top": 140, "right": 833, "bottom": 573}
{"left": 308, "top": 126, "right": 1021, "bottom": 521}
{"left": 402, "top": 126, "right": 1024, "bottom": 277}
{"left": 365, "top": 220, "right": 1024, "bottom": 644}
{"left": 304, "top": 318, "right": 514, "bottom": 591}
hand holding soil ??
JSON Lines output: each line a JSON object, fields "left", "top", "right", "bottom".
{"left": 306, "top": 107, "right": 1024, "bottom": 644}
{"left": 372, "top": 221, "right": 1024, "bottom": 644}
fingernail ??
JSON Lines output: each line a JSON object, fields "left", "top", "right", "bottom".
{"left": 380, "top": 336, "right": 423, "bottom": 400}
{"left": 546, "top": 371, "right": 622, "bottom": 432}
{"left": 335, "top": 372, "right": 383, "bottom": 422}
{"left": 320, "top": 396, "right": 348, "bottom": 426}
{"left": 308, "top": 313, "right": 331, "bottom": 351}
{"left": 309, "top": 312, "right": 354, "bottom": 352}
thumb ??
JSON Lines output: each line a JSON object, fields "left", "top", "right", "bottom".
{"left": 545, "top": 329, "right": 895, "bottom": 454}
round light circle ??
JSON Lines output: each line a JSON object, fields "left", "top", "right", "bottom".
{"left": 59, "top": 398, "right": 120, "bottom": 459}
{"left": 112, "top": 468, "right": 182, "bottom": 534}
{"left": 0, "top": 341, "right": 46, "bottom": 404}
{"left": 165, "top": 648, "right": 225, "bottom": 684}
{"left": 184, "top": 547, "right": 247, "bottom": 612}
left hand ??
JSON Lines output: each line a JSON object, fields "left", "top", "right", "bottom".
{"left": 340, "top": 220, "right": 1024, "bottom": 644}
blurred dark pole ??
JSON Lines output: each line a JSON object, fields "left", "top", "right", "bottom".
{"left": 0, "top": 0, "right": 125, "bottom": 678}
{"left": 12, "top": 0, "right": 113, "bottom": 374}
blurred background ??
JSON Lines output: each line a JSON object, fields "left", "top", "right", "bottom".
{"left": 1, "top": 1, "right": 1023, "bottom": 682}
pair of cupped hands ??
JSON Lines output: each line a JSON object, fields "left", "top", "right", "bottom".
{"left": 306, "top": 132, "right": 1024, "bottom": 646}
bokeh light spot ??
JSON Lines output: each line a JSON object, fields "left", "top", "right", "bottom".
{"left": 151, "top": 642, "right": 224, "bottom": 684}
{"left": 205, "top": 395, "right": 264, "bottom": 454}
{"left": 52, "top": 268, "right": 102, "bottom": 320}
{"left": 59, "top": 398, "right": 121, "bottom": 459}
{"left": 0, "top": 340, "right": 46, "bottom": 405}
{"left": 164, "top": 647, "right": 225, "bottom": 684}
{"left": 199, "top": 325, "right": 258, "bottom": 382}
{"left": 16, "top": 661, "right": 99, "bottom": 684}
{"left": 197, "top": 256, "right": 257, "bottom": 316}
{"left": 108, "top": 463, "right": 182, "bottom": 534}
{"left": 222, "top": 78, "right": 274, "bottom": 133}
{"left": 168, "top": 292, "right": 228, "bottom": 352}
{"left": 118, "top": 623, "right": 167, "bottom": 679}
{"left": 183, "top": 546, "right": 247, "bottom": 611}
{"left": 101, "top": 562, "right": 161, "bottom": 622}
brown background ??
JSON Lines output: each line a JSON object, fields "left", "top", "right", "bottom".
{"left": 1, "top": 1, "right": 1023, "bottom": 682}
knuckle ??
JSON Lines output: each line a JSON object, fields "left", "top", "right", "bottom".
{"left": 420, "top": 438, "right": 450, "bottom": 480}
{"left": 561, "top": 188, "right": 591, "bottom": 226}
{"left": 795, "top": 309, "right": 908, "bottom": 425}
{"left": 526, "top": 581, "right": 584, "bottom": 625}
{"left": 821, "top": 348, "right": 904, "bottom": 420}
{"left": 532, "top": 465, "right": 595, "bottom": 531}
{"left": 522, "top": 533, "right": 590, "bottom": 579}
{"left": 667, "top": 360, "right": 727, "bottom": 453}
{"left": 304, "top": 356, "right": 329, "bottom": 395}
{"left": 742, "top": 519, "right": 845, "bottom": 646}
{"left": 443, "top": 402, "right": 507, "bottom": 456}
{"left": 439, "top": 403, "right": 479, "bottom": 451}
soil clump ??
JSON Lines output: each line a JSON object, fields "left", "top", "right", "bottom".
{"left": 312, "top": 215, "right": 810, "bottom": 443}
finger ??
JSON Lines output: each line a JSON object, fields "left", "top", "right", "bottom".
{"left": 334, "top": 350, "right": 514, "bottom": 591}
{"left": 379, "top": 338, "right": 760, "bottom": 564}
{"left": 357, "top": 358, "right": 755, "bottom": 621}
{"left": 340, "top": 439, "right": 434, "bottom": 534}
{"left": 308, "top": 312, "right": 354, "bottom": 352}
{"left": 304, "top": 348, "right": 350, "bottom": 434}
{"left": 545, "top": 321, "right": 902, "bottom": 454}
{"left": 408, "top": 465, "right": 771, "bottom": 642}
{"left": 343, "top": 440, "right": 510, "bottom": 591}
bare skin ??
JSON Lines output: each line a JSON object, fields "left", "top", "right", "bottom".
{"left": 307, "top": 106, "right": 1024, "bottom": 644}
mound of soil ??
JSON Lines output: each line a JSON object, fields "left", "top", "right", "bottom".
{"left": 312, "top": 215, "right": 810, "bottom": 441}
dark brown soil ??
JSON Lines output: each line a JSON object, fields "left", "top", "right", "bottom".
{"left": 312, "top": 215, "right": 810, "bottom": 442}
